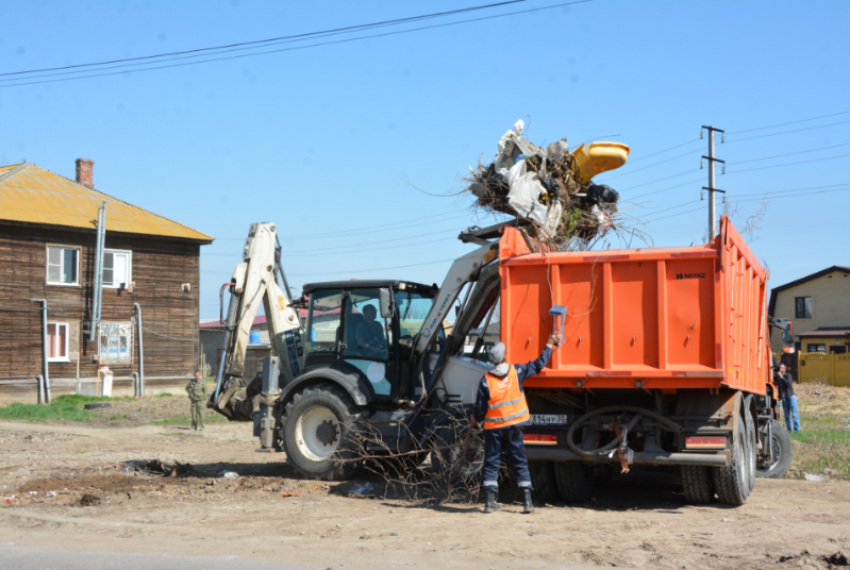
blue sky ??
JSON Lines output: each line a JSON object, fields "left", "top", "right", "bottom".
{"left": 2, "top": 0, "right": 848, "bottom": 319}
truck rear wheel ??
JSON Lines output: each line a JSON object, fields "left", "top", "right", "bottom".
{"left": 283, "top": 384, "right": 361, "bottom": 481}
{"left": 756, "top": 419, "right": 792, "bottom": 479}
{"left": 554, "top": 461, "right": 594, "bottom": 503}
{"left": 529, "top": 461, "right": 558, "bottom": 502}
{"left": 681, "top": 465, "right": 714, "bottom": 504}
{"left": 712, "top": 417, "right": 752, "bottom": 505}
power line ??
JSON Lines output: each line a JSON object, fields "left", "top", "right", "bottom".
{"left": 729, "top": 142, "right": 850, "bottom": 165}
{"left": 0, "top": 1, "right": 591, "bottom": 88}
{"left": 204, "top": 235, "right": 456, "bottom": 259}
{"left": 0, "top": 1, "right": 523, "bottom": 79}
{"left": 599, "top": 148, "right": 700, "bottom": 181}
{"left": 726, "top": 153, "right": 850, "bottom": 175}
{"left": 724, "top": 120, "right": 850, "bottom": 144}
{"left": 726, "top": 110, "right": 850, "bottom": 135}
{"left": 201, "top": 256, "right": 457, "bottom": 278}
{"left": 625, "top": 139, "right": 701, "bottom": 165}
{"left": 620, "top": 168, "right": 698, "bottom": 192}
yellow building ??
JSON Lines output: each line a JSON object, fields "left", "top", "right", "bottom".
{"left": 769, "top": 265, "right": 850, "bottom": 354}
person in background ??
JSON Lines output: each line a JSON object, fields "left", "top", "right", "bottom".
{"left": 775, "top": 363, "right": 800, "bottom": 432}
{"left": 472, "top": 333, "right": 561, "bottom": 514}
{"left": 185, "top": 371, "right": 207, "bottom": 432}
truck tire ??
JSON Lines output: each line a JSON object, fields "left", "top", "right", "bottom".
{"left": 529, "top": 461, "right": 558, "bottom": 502}
{"left": 553, "top": 461, "right": 594, "bottom": 503}
{"left": 681, "top": 465, "right": 714, "bottom": 504}
{"left": 283, "top": 384, "right": 361, "bottom": 481}
{"left": 712, "top": 417, "right": 751, "bottom": 505}
{"left": 755, "top": 419, "right": 792, "bottom": 479}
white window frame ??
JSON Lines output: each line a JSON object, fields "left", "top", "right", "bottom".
{"left": 102, "top": 249, "right": 132, "bottom": 289}
{"left": 47, "top": 322, "right": 70, "bottom": 363}
{"left": 46, "top": 245, "right": 81, "bottom": 287}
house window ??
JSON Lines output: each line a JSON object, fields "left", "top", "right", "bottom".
{"left": 103, "top": 250, "right": 131, "bottom": 288}
{"left": 47, "top": 323, "right": 69, "bottom": 362}
{"left": 795, "top": 297, "right": 812, "bottom": 319}
{"left": 47, "top": 246, "right": 79, "bottom": 285}
{"left": 807, "top": 343, "right": 826, "bottom": 353}
{"left": 98, "top": 321, "right": 134, "bottom": 365}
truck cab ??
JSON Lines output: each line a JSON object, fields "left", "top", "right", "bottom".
{"left": 300, "top": 280, "right": 444, "bottom": 406}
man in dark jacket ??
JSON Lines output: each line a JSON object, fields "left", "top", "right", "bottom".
{"left": 472, "top": 333, "right": 561, "bottom": 514}
{"left": 775, "top": 363, "right": 800, "bottom": 432}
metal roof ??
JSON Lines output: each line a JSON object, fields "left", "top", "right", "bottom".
{"left": 302, "top": 280, "right": 433, "bottom": 295}
{"left": 797, "top": 328, "right": 850, "bottom": 337}
{"left": 0, "top": 163, "right": 213, "bottom": 242}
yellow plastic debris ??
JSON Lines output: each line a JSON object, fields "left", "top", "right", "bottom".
{"left": 569, "top": 142, "right": 631, "bottom": 185}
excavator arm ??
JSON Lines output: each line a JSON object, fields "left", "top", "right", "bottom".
{"left": 211, "top": 223, "right": 303, "bottom": 419}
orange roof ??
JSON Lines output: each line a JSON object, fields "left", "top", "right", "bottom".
{"left": 0, "top": 163, "right": 213, "bottom": 243}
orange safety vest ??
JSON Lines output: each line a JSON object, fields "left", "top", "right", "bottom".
{"left": 483, "top": 365, "right": 530, "bottom": 430}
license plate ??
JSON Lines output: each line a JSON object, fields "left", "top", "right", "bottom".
{"left": 529, "top": 414, "right": 569, "bottom": 426}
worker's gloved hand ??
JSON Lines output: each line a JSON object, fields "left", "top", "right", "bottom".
{"left": 547, "top": 333, "right": 562, "bottom": 348}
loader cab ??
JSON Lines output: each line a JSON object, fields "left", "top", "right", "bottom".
{"left": 301, "top": 280, "right": 443, "bottom": 404}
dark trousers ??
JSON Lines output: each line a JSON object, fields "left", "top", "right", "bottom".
{"left": 481, "top": 425, "right": 532, "bottom": 492}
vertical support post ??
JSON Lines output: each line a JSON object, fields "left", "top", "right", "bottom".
{"left": 603, "top": 263, "right": 614, "bottom": 370}
{"left": 657, "top": 260, "right": 668, "bottom": 371}
{"left": 89, "top": 206, "right": 103, "bottom": 341}
{"left": 95, "top": 202, "right": 107, "bottom": 331}
{"left": 134, "top": 303, "right": 145, "bottom": 397}
{"left": 708, "top": 128, "right": 716, "bottom": 239}
{"left": 702, "top": 126, "right": 725, "bottom": 240}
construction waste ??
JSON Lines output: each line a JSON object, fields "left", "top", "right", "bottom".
{"left": 466, "top": 120, "right": 629, "bottom": 246}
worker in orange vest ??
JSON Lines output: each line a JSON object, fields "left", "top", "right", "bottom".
{"left": 472, "top": 333, "right": 561, "bottom": 514}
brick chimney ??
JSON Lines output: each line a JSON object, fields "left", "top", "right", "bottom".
{"left": 75, "top": 158, "right": 94, "bottom": 188}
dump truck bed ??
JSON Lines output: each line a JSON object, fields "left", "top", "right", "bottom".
{"left": 499, "top": 218, "right": 770, "bottom": 394}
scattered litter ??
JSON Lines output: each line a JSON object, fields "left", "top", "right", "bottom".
{"left": 28, "top": 491, "right": 37, "bottom": 496}
{"left": 3, "top": 498, "right": 12, "bottom": 506}
{"left": 804, "top": 472, "right": 829, "bottom": 482}
{"left": 824, "top": 468, "right": 836, "bottom": 476}
{"left": 80, "top": 493, "right": 101, "bottom": 506}
{"left": 45, "top": 491, "right": 56, "bottom": 498}
{"left": 466, "top": 119, "right": 629, "bottom": 246}
{"left": 117, "top": 534, "right": 132, "bottom": 538}
{"left": 281, "top": 492, "right": 303, "bottom": 498}
{"left": 217, "top": 555, "right": 238, "bottom": 561}
{"left": 348, "top": 482, "right": 374, "bottom": 496}
{"left": 145, "top": 460, "right": 169, "bottom": 474}
{"left": 389, "top": 533, "right": 399, "bottom": 537}
{"left": 360, "top": 533, "right": 371, "bottom": 540}
{"left": 528, "top": 531, "right": 542, "bottom": 536}
{"left": 722, "top": 518, "right": 735, "bottom": 523}
{"left": 221, "top": 471, "right": 239, "bottom": 479}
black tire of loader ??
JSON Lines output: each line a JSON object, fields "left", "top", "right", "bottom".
{"left": 283, "top": 384, "right": 360, "bottom": 481}
{"left": 529, "top": 461, "right": 558, "bottom": 502}
{"left": 755, "top": 419, "right": 792, "bottom": 479}
{"left": 712, "top": 417, "right": 752, "bottom": 505}
{"left": 681, "top": 465, "right": 715, "bottom": 504}
{"left": 554, "top": 461, "right": 594, "bottom": 503}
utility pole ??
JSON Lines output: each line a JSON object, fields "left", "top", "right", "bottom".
{"left": 701, "top": 126, "right": 725, "bottom": 239}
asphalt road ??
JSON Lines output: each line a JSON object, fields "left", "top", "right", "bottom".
{"left": 2, "top": 548, "right": 316, "bottom": 570}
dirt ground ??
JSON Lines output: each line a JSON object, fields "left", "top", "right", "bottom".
{"left": 1, "top": 419, "right": 849, "bottom": 570}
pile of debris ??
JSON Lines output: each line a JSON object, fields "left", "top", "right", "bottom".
{"left": 466, "top": 120, "right": 627, "bottom": 246}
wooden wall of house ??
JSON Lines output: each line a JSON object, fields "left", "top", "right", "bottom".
{"left": 0, "top": 223, "right": 201, "bottom": 387}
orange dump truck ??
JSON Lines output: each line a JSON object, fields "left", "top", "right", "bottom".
{"left": 498, "top": 217, "right": 791, "bottom": 505}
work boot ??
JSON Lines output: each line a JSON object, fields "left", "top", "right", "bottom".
{"left": 483, "top": 489, "right": 500, "bottom": 514}
{"left": 522, "top": 488, "right": 535, "bottom": 514}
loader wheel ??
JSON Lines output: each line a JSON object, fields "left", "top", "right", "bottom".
{"left": 681, "top": 465, "right": 714, "bottom": 504}
{"left": 528, "top": 461, "right": 558, "bottom": 502}
{"left": 712, "top": 417, "right": 751, "bottom": 505}
{"left": 746, "top": 413, "right": 757, "bottom": 493}
{"left": 756, "top": 419, "right": 792, "bottom": 479}
{"left": 553, "top": 461, "right": 594, "bottom": 503}
{"left": 283, "top": 384, "right": 361, "bottom": 481}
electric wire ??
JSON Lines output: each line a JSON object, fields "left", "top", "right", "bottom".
{"left": 726, "top": 110, "right": 850, "bottom": 135}
{"left": 0, "top": 1, "right": 524, "bottom": 78}
{"left": 724, "top": 120, "right": 850, "bottom": 144}
{"left": 0, "top": 1, "right": 591, "bottom": 88}
{"left": 725, "top": 153, "right": 850, "bottom": 174}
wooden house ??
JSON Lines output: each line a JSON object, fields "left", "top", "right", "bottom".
{"left": 0, "top": 160, "right": 213, "bottom": 402}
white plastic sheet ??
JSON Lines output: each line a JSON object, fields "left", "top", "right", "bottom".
{"left": 502, "top": 160, "right": 563, "bottom": 240}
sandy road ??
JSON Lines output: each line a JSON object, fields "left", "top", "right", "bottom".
{"left": 1, "top": 420, "right": 848, "bottom": 570}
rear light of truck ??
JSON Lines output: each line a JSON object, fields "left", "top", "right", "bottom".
{"left": 523, "top": 433, "right": 558, "bottom": 445}
{"left": 685, "top": 436, "right": 727, "bottom": 449}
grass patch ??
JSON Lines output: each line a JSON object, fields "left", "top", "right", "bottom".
{"left": 158, "top": 432, "right": 200, "bottom": 437}
{"left": 156, "top": 392, "right": 174, "bottom": 398}
{"left": 0, "top": 401, "right": 95, "bottom": 422}
{"left": 789, "top": 423, "right": 850, "bottom": 478}
{"left": 52, "top": 394, "right": 133, "bottom": 405}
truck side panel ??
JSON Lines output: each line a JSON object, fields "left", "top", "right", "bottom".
{"left": 499, "top": 218, "right": 769, "bottom": 395}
